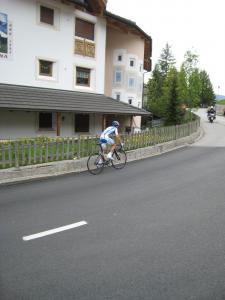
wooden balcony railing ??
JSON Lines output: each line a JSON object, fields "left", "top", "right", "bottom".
{"left": 75, "top": 38, "right": 95, "bottom": 58}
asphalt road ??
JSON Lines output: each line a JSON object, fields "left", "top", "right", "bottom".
{"left": 1, "top": 109, "right": 225, "bottom": 300}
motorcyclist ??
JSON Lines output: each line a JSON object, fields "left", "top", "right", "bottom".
{"left": 207, "top": 106, "right": 216, "bottom": 115}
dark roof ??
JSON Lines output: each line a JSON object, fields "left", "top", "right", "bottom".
{"left": 0, "top": 84, "right": 151, "bottom": 116}
{"left": 105, "top": 11, "right": 151, "bottom": 40}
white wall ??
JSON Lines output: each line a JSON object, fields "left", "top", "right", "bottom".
{"left": 105, "top": 27, "right": 145, "bottom": 112}
{"left": 0, "top": 110, "right": 37, "bottom": 139}
{"left": 0, "top": 0, "right": 106, "bottom": 93}
{"left": 0, "top": 110, "right": 104, "bottom": 139}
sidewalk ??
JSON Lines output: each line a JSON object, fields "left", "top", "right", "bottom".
{"left": 0, "top": 128, "right": 203, "bottom": 186}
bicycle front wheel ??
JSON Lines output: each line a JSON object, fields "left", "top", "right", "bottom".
{"left": 111, "top": 149, "right": 127, "bottom": 170}
{"left": 87, "top": 154, "right": 104, "bottom": 175}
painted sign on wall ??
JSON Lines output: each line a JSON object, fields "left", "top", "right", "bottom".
{"left": 0, "top": 12, "right": 13, "bottom": 60}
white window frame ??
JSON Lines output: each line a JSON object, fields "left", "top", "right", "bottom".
{"left": 36, "top": 57, "right": 58, "bottom": 82}
{"left": 74, "top": 65, "right": 95, "bottom": 92}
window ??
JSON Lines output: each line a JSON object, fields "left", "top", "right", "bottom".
{"left": 76, "top": 67, "right": 90, "bottom": 86}
{"left": 39, "top": 60, "right": 53, "bottom": 77}
{"left": 75, "top": 18, "right": 94, "bottom": 41}
{"left": 115, "top": 93, "right": 121, "bottom": 101}
{"left": 75, "top": 114, "right": 89, "bottom": 132}
{"left": 128, "top": 77, "right": 135, "bottom": 88}
{"left": 118, "top": 55, "right": 122, "bottom": 62}
{"left": 39, "top": 112, "right": 52, "bottom": 129}
{"left": 115, "top": 71, "right": 122, "bottom": 83}
{"left": 130, "top": 59, "right": 135, "bottom": 67}
{"left": 40, "top": 6, "right": 54, "bottom": 25}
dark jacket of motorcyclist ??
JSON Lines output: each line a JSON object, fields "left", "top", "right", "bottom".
{"left": 207, "top": 106, "right": 215, "bottom": 115}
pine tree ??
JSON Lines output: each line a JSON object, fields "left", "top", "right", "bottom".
{"left": 158, "top": 43, "right": 176, "bottom": 77}
{"left": 199, "top": 70, "right": 215, "bottom": 107}
{"left": 177, "top": 66, "right": 189, "bottom": 107}
{"left": 189, "top": 69, "right": 201, "bottom": 107}
{"left": 162, "top": 67, "right": 183, "bottom": 125}
{"left": 146, "top": 64, "right": 165, "bottom": 117}
{"left": 146, "top": 44, "right": 176, "bottom": 117}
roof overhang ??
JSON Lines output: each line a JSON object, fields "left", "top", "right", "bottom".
{"left": 66, "top": 0, "right": 107, "bottom": 15}
{"left": 0, "top": 84, "right": 151, "bottom": 116}
{"left": 104, "top": 11, "right": 152, "bottom": 71}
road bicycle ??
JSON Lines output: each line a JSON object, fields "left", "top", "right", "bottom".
{"left": 87, "top": 144, "right": 127, "bottom": 175}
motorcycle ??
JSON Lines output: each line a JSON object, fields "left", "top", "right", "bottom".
{"left": 208, "top": 112, "right": 216, "bottom": 123}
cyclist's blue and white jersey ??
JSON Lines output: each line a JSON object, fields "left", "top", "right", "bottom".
{"left": 100, "top": 126, "right": 118, "bottom": 144}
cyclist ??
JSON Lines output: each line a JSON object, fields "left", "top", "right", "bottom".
{"left": 100, "top": 120, "right": 122, "bottom": 160}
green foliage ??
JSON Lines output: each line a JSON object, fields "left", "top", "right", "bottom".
{"left": 182, "top": 50, "right": 198, "bottom": 80}
{"left": 158, "top": 43, "right": 176, "bottom": 77}
{"left": 146, "top": 64, "right": 166, "bottom": 117}
{"left": 146, "top": 46, "right": 215, "bottom": 125}
{"left": 163, "top": 68, "right": 183, "bottom": 125}
{"left": 177, "top": 66, "right": 189, "bottom": 105}
{"left": 217, "top": 99, "right": 225, "bottom": 104}
{"left": 146, "top": 44, "right": 176, "bottom": 118}
{"left": 189, "top": 69, "right": 201, "bottom": 107}
{"left": 199, "top": 70, "right": 216, "bottom": 106}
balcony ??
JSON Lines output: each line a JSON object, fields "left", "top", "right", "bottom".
{"left": 75, "top": 38, "right": 95, "bottom": 58}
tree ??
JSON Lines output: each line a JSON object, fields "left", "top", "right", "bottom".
{"left": 188, "top": 69, "right": 201, "bottom": 107}
{"left": 199, "top": 70, "right": 215, "bottom": 107}
{"left": 182, "top": 50, "right": 198, "bottom": 81}
{"left": 177, "top": 66, "right": 189, "bottom": 106}
{"left": 162, "top": 67, "right": 183, "bottom": 125}
{"left": 146, "top": 63, "right": 165, "bottom": 117}
{"left": 146, "top": 44, "right": 176, "bottom": 117}
{"left": 158, "top": 43, "right": 176, "bottom": 77}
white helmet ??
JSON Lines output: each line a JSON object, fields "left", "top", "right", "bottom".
{"left": 112, "top": 120, "right": 119, "bottom": 127}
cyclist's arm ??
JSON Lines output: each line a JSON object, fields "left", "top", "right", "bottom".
{"left": 114, "top": 128, "right": 122, "bottom": 144}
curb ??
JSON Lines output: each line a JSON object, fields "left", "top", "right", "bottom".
{"left": 0, "top": 128, "right": 202, "bottom": 186}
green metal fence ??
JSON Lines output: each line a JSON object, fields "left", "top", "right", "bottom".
{"left": 0, "top": 119, "right": 200, "bottom": 169}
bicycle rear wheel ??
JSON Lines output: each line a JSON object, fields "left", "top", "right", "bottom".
{"left": 111, "top": 149, "right": 127, "bottom": 169}
{"left": 87, "top": 154, "right": 104, "bottom": 175}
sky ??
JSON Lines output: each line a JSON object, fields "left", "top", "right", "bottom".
{"left": 107, "top": 0, "right": 225, "bottom": 95}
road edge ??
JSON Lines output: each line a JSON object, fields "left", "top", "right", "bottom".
{"left": 0, "top": 127, "right": 203, "bottom": 186}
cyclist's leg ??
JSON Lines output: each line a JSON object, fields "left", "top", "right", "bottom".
{"left": 99, "top": 138, "right": 107, "bottom": 158}
{"left": 106, "top": 138, "right": 116, "bottom": 160}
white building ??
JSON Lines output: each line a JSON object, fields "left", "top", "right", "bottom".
{"left": 0, "top": 0, "right": 152, "bottom": 139}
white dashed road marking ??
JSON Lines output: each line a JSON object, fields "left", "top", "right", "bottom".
{"left": 22, "top": 220, "right": 88, "bottom": 241}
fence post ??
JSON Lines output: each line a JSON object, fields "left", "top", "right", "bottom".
{"left": 175, "top": 125, "right": 178, "bottom": 140}
{"left": 33, "top": 139, "right": 37, "bottom": 164}
{"left": 15, "top": 141, "right": 19, "bottom": 169}
{"left": 45, "top": 138, "right": 49, "bottom": 162}
{"left": 66, "top": 137, "right": 70, "bottom": 160}
{"left": 2, "top": 144, "right": 6, "bottom": 169}
{"left": 78, "top": 135, "right": 81, "bottom": 159}
{"left": 153, "top": 127, "right": 157, "bottom": 145}
{"left": 9, "top": 144, "right": 12, "bottom": 167}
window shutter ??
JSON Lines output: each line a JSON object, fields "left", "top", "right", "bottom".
{"left": 40, "top": 6, "right": 54, "bottom": 25}
{"left": 75, "top": 18, "right": 94, "bottom": 41}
